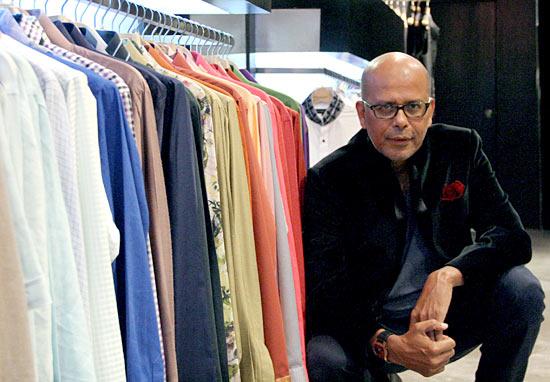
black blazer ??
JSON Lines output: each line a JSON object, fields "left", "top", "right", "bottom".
{"left": 303, "top": 124, "right": 531, "bottom": 356}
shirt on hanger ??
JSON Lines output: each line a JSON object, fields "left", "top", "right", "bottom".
{"left": 303, "top": 90, "right": 362, "bottom": 167}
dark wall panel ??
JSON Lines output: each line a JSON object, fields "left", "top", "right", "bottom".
{"left": 431, "top": 2, "right": 497, "bottom": 160}
{"left": 494, "top": 0, "right": 541, "bottom": 228}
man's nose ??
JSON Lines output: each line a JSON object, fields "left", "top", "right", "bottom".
{"left": 393, "top": 108, "right": 409, "bottom": 128}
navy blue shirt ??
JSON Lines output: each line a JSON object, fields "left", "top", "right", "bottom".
{"left": 159, "top": 78, "right": 224, "bottom": 381}
{"left": 382, "top": 190, "right": 443, "bottom": 332}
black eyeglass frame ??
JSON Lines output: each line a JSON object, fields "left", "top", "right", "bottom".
{"left": 361, "top": 98, "right": 433, "bottom": 119}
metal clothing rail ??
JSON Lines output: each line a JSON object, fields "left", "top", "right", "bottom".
{"left": 40, "top": 0, "right": 235, "bottom": 53}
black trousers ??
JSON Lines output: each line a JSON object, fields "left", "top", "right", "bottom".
{"left": 307, "top": 266, "right": 545, "bottom": 382}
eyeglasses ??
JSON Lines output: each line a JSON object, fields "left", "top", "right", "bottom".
{"left": 362, "top": 98, "right": 432, "bottom": 119}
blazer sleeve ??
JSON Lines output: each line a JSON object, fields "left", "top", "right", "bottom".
{"left": 303, "top": 167, "right": 378, "bottom": 346}
{"left": 446, "top": 129, "right": 532, "bottom": 283}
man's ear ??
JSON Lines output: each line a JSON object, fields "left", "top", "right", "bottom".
{"left": 355, "top": 100, "right": 368, "bottom": 129}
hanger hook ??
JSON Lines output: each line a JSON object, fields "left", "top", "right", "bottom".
{"left": 206, "top": 28, "right": 213, "bottom": 56}
{"left": 101, "top": 0, "right": 113, "bottom": 29}
{"left": 207, "top": 28, "right": 216, "bottom": 56}
{"left": 110, "top": 0, "right": 123, "bottom": 30}
{"left": 176, "top": 17, "right": 187, "bottom": 45}
{"left": 213, "top": 29, "right": 222, "bottom": 56}
{"left": 213, "top": 30, "right": 222, "bottom": 56}
{"left": 73, "top": 0, "right": 83, "bottom": 21}
{"left": 213, "top": 31, "right": 221, "bottom": 56}
{"left": 163, "top": 15, "right": 173, "bottom": 43}
{"left": 157, "top": 13, "right": 167, "bottom": 41}
{"left": 140, "top": 7, "right": 151, "bottom": 37}
{"left": 127, "top": 3, "right": 141, "bottom": 33}
{"left": 189, "top": 21, "right": 199, "bottom": 50}
{"left": 162, "top": 14, "right": 170, "bottom": 42}
{"left": 225, "top": 34, "right": 233, "bottom": 57}
{"left": 149, "top": 9, "right": 159, "bottom": 38}
{"left": 61, "top": 0, "right": 70, "bottom": 15}
{"left": 171, "top": 16, "right": 180, "bottom": 44}
{"left": 219, "top": 33, "right": 226, "bottom": 57}
{"left": 93, "top": 0, "right": 103, "bottom": 28}
{"left": 206, "top": 28, "right": 214, "bottom": 56}
{"left": 79, "top": 0, "right": 93, "bottom": 22}
{"left": 197, "top": 23, "right": 206, "bottom": 54}
{"left": 182, "top": 18, "right": 192, "bottom": 46}
{"left": 117, "top": 0, "right": 131, "bottom": 32}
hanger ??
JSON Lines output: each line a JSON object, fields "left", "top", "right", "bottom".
{"left": 207, "top": 26, "right": 216, "bottom": 56}
{"left": 73, "top": 0, "right": 84, "bottom": 21}
{"left": 147, "top": 8, "right": 161, "bottom": 42}
{"left": 158, "top": 13, "right": 169, "bottom": 44}
{"left": 115, "top": 0, "right": 130, "bottom": 32}
{"left": 187, "top": 20, "right": 198, "bottom": 51}
{"left": 126, "top": 2, "right": 140, "bottom": 34}
{"left": 223, "top": 34, "right": 232, "bottom": 58}
{"left": 162, "top": 14, "right": 173, "bottom": 44}
{"left": 78, "top": 0, "right": 94, "bottom": 23}
{"left": 176, "top": 17, "right": 187, "bottom": 46}
{"left": 99, "top": 0, "right": 112, "bottom": 29}
{"left": 168, "top": 15, "right": 179, "bottom": 46}
{"left": 422, "top": 0, "right": 431, "bottom": 28}
{"left": 111, "top": 0, "right": 130, "bottom": 58}
{"left": 225, "top": 34, "right": 233, "bottom": 58}
{"left": 108, "top": 0, "right": 123, "bottom": 31}
{"left": 310, "top": 86, "right": 335, "bottom": 105}
{"left": 201, "top": 24, "right": 210, "bottom": 55}
{"left": 198, "top": 23, "right": 208, "bottom": 54}
{"left": 194, "top": 23, "right": 204, "bottom": 54}
{"left": 139, "top": 7, "right": 151, "bottom": 38}
{"left": 60, "top": 0, "right": 69, "bottom": 16}
{"left": 93, "top": 0, "right": 102, "bottom": 27}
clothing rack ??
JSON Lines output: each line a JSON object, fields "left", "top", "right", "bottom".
{"left": 34, "top": 0, "right": 235, "bottom": 53}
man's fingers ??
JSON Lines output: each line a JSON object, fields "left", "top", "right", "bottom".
{"left": 413, "top": 319, "right": 448, "bottom": 334}
{"left": 432, "top": 336, "right": 456, "bottom": 354}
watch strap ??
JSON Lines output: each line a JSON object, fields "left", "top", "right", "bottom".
{"left": 372, "top": 329, "right": 395, "bottom": 362}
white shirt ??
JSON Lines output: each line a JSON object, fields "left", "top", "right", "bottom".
{"left": 0, "top": 45, "right": 53, "bottom": 382}
{"left": 0, "top": 35, "right": 125, "bottom": 382}
{"left": 2, "top": 37, "right": 97, "bottom": 381}
{"left": 305, "top": 96, "right": 362, "bottom": 167}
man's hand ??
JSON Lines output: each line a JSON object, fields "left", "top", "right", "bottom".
{"left": 410, "top": 266, "right": 464, "bottom": 340}
{"left": 387, "top": 320, "right": 456, "bottom": 377}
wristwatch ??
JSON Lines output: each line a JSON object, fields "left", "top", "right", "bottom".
{"left": 372, "top": 329, "right": 395, "bottom": 362}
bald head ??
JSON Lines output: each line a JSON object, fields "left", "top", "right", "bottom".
{"left": 361, "top": 52, "right": 431, "bottom": 100}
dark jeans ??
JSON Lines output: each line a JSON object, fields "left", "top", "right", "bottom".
{"left": 307, "top": 266, "right": 545, "bottom": 381}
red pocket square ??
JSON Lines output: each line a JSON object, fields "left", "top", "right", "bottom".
{"left": 441, "top": 181, "right": 465, "bottom": 201}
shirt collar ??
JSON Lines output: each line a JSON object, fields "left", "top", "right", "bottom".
{"left": 302, "top": 90, "right": 344, "bottom": 126}
{"left": 0, "top": 9, "right": 33, "bottom": 46}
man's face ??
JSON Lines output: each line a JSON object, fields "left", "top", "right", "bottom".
{"left": 356, "top": 61, "right": 434, "bottom": 166}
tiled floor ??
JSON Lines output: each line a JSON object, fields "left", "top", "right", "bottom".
{"left": 401, "top": 229, "right": 550, "bottom": 381}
